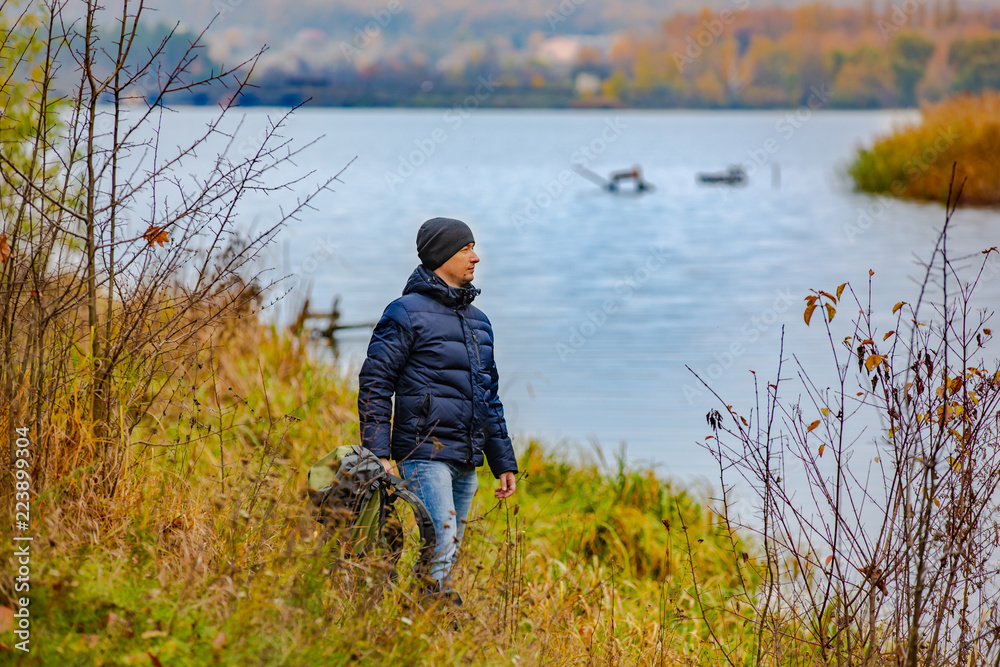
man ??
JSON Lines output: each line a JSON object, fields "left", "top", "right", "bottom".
{"left": 358, "top": 216, "right": 518, "bottom": 601}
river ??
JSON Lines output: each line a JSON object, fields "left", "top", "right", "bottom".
{"left": 160, "top": 106, "right": 1000, "bottom": 482}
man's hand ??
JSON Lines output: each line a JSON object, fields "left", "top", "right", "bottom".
{"left": 495, "top": 471, "right": 516, "bottom": 499}
{"left": 379, "top": 458, "right": 397, "bottom": 477}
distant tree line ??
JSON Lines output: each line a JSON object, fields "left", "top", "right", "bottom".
{"left": 125, "top": 2, "right": 1000, "bottom": 109}
{"left": 598, "top": 2, "right": 1000, "bottom": 108}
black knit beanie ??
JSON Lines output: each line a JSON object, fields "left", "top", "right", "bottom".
{"left": 416, "top": 217, "right": 475, "bottom": 270}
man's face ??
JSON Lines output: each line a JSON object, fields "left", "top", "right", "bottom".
{"left": 434, "top": 243, "right": 479, "bottom": 288}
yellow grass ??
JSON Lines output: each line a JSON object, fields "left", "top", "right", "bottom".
{"left": 1, "top": 314, "right": 759, "bottom": 665}
{"left": 849, "top": 92, "right": 1000, "bottom": 206}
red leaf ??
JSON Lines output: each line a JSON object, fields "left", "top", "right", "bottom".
{"left": 0, "top": 233, "right": 10, "bottom": 263}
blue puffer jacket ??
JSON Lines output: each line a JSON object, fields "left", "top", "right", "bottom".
{"left": 358, "top": 265, "right": 518, "bottom": 478}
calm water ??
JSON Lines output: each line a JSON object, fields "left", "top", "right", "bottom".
{"left": 161, "top": 107, "right": 1000, "bottom": 482}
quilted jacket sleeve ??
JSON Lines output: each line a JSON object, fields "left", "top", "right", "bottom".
{"left": 484, "top": 353, "right": 518, "bottom": 478}
{"left": 358, "top": 303, "right": 413, "bottom": 459}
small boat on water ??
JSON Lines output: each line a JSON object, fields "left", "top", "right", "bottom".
{"left": 574, "top": 164, "right": 655, "bottom": 194}
{"left": 697, "top": 165, "right": 748, "bottom": 186}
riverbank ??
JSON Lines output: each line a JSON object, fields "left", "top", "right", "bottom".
{"left": 848, "top": 93, "right": 1000, "bottom": 206}
{"left": 1, "top": 315, "right": 754, "bottom": 665}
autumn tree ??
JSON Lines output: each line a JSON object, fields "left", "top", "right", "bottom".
{"left": 949, "top": 36, "right": 1000, "bottom": 94}
{"left": 0, "top": 0, "right": 335, "bottom": 496}
{"left": 743, "top": 36, "right": 799, "bottom": 106}
{"left": 830, "top": 45, "right": 895, "bottom": 108}
{"left": 890, "top": 32, "right": 936, "bottom": 106}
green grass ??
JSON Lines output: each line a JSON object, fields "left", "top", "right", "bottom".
{"left": 2, "top": 322, "right": 758, "bottom": 665}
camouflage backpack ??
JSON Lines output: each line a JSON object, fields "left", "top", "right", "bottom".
{"left": 307, "top": 445, "right": 436, "bottom": 574}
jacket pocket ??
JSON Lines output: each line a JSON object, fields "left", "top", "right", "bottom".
{"left": 414, "top": 393, "right": 432, "bottom": 440}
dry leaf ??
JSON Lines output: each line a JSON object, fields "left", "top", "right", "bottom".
{"left": 883, "top": 331, "right": 895, "bottom": 341}
{"left": 141, "top": 630, "right": 167, "bottom": 639}
{"left": 212, "top": 631, "right": 227, "bottom": 650}
{"left": 836, "top": 282, "right": 847, "bottom": 301}
{"left": 874, "top": 456, "right": 881, "bottom": 462}
{"left": 0, "top": 233, "right": 10, "bottom": 263}
{"left": 821, "top": 408, "right": 829, "bottom": 416}
{"left": 869, "top": 269, "right": 874, "bottom": 276}
{"left": 142, "top": 226, "right": 169, "bottom": 247}
{"left": 818, "top": 444, "right": 826, "bottom": 457}
{"left": 858, "top": 565, "right": 888, "bottom": 595}
{"left": 892, "top": 301, "right": 906, "bottom": 314}
{"left": 865, "top": 354, "right": 883, "bottom": 373}
{"left": 825, "top": 303, "right": 836, "bottom": 322}
{"left": 807, "top": 420, "right": 821, "bottom": 432}
{"left": 825, "top": 555, "right": 834, "bottom": 566}
{"left": 804, "top": 303, "right": 817, "bottom": 326}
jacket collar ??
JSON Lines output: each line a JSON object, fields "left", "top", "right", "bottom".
{"left": 403, "top": 265, "right": 481, "bottom": 308}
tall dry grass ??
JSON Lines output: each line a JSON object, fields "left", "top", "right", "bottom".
{"left": 849, "top": 92, "right": 1000, "bottom": 206}
{"left": 2, "top": 310, "right": 755, "bottom": 665}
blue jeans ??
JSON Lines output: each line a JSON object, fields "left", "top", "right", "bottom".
{"left": 397, "top": 459, "right": 478, "bottom": 589}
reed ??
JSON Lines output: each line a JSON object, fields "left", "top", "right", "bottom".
{"left": 848, "top": 92, "right": 1000, "bottom": 206}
